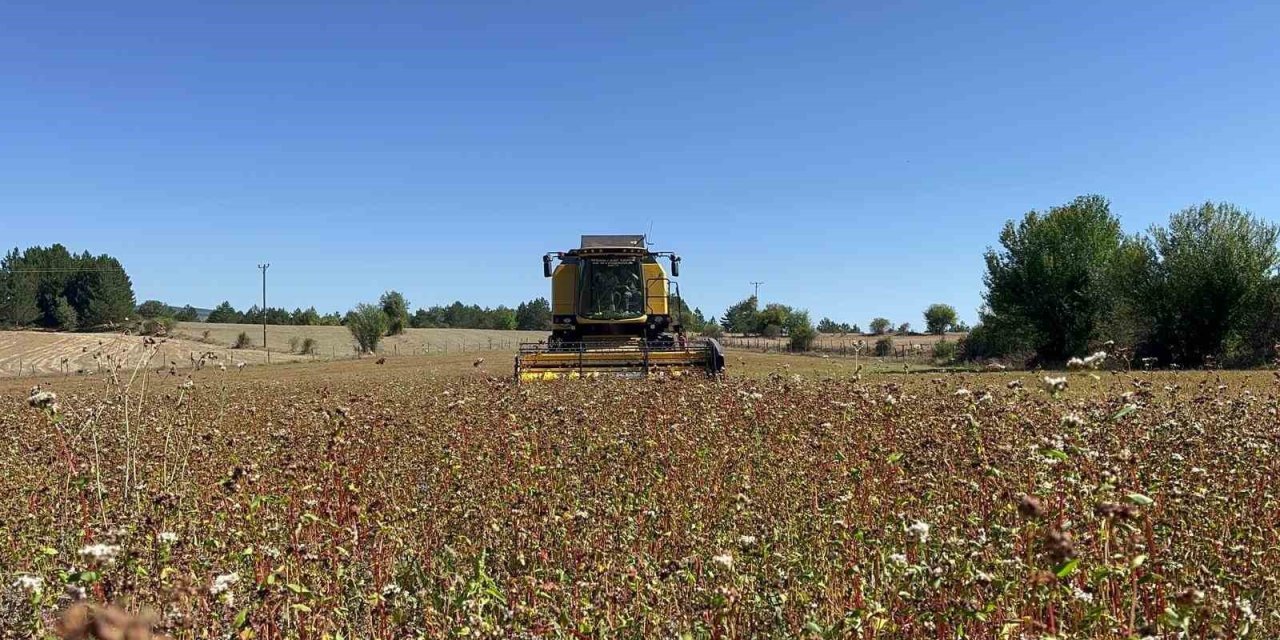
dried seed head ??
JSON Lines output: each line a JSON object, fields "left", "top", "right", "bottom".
{"left": 1017, "top": 494, "right": 1044, "bottom": 519}
{"left": 1043, "top": 528, "right": 1074, "bottom": 562}
{"left": 1095, "top": 502, "right": 1137, "bottom": 520}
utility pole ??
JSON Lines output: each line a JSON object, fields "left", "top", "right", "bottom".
{"left": 258, "top": 263, "right": 270, "bottom": 363}
{"left": 750, "top": 281, "right": 764, "bottom": 299}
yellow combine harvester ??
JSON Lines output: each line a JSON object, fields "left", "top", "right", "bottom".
{"left": 515, "top": 235, "right": 725, "bottom": 382}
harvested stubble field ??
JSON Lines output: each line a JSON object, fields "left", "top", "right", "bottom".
{"left": 2, "top": 357, "right": 1278, "bottom": 638}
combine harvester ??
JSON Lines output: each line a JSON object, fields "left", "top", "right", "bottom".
{"left": 515, "top": 235, "right": 725, "bottom": 381}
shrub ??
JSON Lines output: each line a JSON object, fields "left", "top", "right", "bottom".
{"left": 932, "top": 339, "right": 958, "bottom": 362}
{"left": 288, "top": 336, "right": 301, "bottom": 353}
{"left": 233, "top": 331, "right": 252, "bottom": 349}
{"left": 874, "top": 336, "right": 894, "bottom": 357}
{"left": 139, "top": 317, "right": 174, "bottom": 336}
{"left": 761, "top": 324, "right": 782, "bottom": 339}
{"left": 200, "top": 329, "right": 213, "bottom": 342}
{"left": 299, "top": 337, "right": 318, "bottom": 355}
{"left": 347, "top": 303, "right": 389, "bottom": 354}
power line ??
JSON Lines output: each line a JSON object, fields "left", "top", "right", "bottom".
{"left": 2, "top": 268, "right": 126, "bottom": 273}
{"left": 750, "top": 281, "right": 764, "bottom": 298}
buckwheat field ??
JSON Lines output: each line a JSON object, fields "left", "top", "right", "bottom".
{"left": 3, "top": 360, "right": 1277, "bottom": 638}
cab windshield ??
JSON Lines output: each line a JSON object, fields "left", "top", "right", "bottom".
{"left": 579, "top": 257, "right": 644, "bottom": 320}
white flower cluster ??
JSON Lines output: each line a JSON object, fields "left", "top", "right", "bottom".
{"left": 12, "top": 574, "right": 43, "bottom": 594}
{"left": 1067, "top": 351, "right": 1108, "bottom": 370}
{"left": 210, "top": 572, "right": 240, "bottom": 595}
{"left": 78, "top": 543, "right": 121, "bottom": 563}
{"left": 907, "top": 520, "right": 931, "bottom": 543}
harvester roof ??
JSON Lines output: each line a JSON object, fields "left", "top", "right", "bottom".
{"left": 580, "top": 235, "right": 646, "bottom": 250}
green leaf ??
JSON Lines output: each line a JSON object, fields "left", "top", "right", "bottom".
{"left": 1055, "top": 558, "right": 1080, "bottom": 578}
{"left": 1111, "top": 404, "right": 1138, "bottom": 420}
{"left": 1045, "top": 449, "right": 1069, "bottom": 461}
{"left": 886, "top": 452, "right": 904, "bottom": 463}
{"left": 1126, "top": 493, "right": 1154, "bottom": 507}
{"left": 286, "top": 582, "right": 310, "bottom": 595}
{"left": 234, "top": 608, "right": 250, "bottom": 629}
{"left": 804, "top": 620, "right": 824, "bottom": 634}
{"left": 290, "top": 603, "right": 311, "bottom": 613}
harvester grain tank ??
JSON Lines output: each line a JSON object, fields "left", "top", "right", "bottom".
{"left": 515, "top": 235, "right": 725, "bottom": 381}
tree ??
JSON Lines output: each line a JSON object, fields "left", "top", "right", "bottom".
{"left": 53, "top": 296, "right": 78, "bottom": 330}
{"left": 720, "top": 296, "right": 759, "bottom": 334}
{"left": 0, "top": 250, "right": 39, "bottom": 326}
{"left": 896, "top": 322, "right": 912, "bottom": 335}
{"left": 173, "top": 305, "right": 200, "bottom": 322}
{"left": 515, "top": 297, "right": 552, "bottom": 330}
{"left": 756, "top": 303, "right": 792, "bottom": 336}
{"left": 923, "top": 303, "right": 958, "bottom": 335}
{"left": 817, "top": 317, "right": 841, "bottom": 333}
{"left": 483, "top": 306, "right": 517, "bottom": 330}
{"left": 1138, "top": 202, "right": 1280, "bottom": 365}
{"left": 206, "top": 301, "right": 243, "bottom": 324}
{"left": 347, "top": 303, "right": 389, "bottom": 353}
{"left": 380, "top": 291, "right": 410, "bottom": 335}
{"left": 786, "top": 309, "right": 817, "bottom": 351}
{"left": 137, "top": 300, "right": 170, "bottom": 318}
{"left": 291, "top": 306, "right": 321, "bottom": 326}
{"left": 869, "top": 317, "right": 892, "bottom": 335}
{"left": 983, "top": 195, "right": 1124, "bottom": 362}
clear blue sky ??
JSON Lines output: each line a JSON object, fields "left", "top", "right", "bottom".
{"left": 3, "top": 1, "right": 1277, "bottom": 326}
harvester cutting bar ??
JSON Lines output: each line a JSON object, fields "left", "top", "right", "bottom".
{"left": 514, "top": 338, "right": 724, "bottom": 382}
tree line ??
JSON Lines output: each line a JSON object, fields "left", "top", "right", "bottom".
{"left": 0, "top": 245, "right": 136, "bottom": 330}
{"left": 965, "top": 196, "right": 1279, "bottom": 367}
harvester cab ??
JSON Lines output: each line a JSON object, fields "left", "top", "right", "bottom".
{"left": 515, "top": 235, "right": 725, "bottom": 381}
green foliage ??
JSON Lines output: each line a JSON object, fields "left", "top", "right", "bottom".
{"left": 786, "top": 310, "right": 817, "bottom": 351}
{"left": 233, "top": 331, "right": 253, "bottom": 349}
{"left": 720, "top": 296, "right": 759, "bottom": 334}
{"left": 874, "top": 335, "right": 895, "bottom": 357}
{"left": 957, "top": 313, "right": 1030, "bottom": 362}
{"left": 983, "top": 195, "right": 1123, "bottom": 362}
{"left": 347, "top": 303, "right": 389, "bottom": 353}
{"left": 515, "top": 297, "right": 553, "bottom": 330}
{"left": 1136, "top": 202, "right": 1280, "bottom": 365}
{"left": 699, "top": 322, "right": 724, "bottom": 339}
{"left": 291, "top": 306, "right": 322, "bottom": 325}
{"left": 136, "top": 300, "right": 170, "bottom": 318}
{"left": 869, "top": 317, "right": 892, "bottom": 335}
{"left": 923, "top": 303, "right": 958, "bottom": 335}
{"left": 816, "top": 317, "right": 855, "bottom": 334}
{"left": 380, "top": 290, "right": 410, "bottom": 335}
{"left": 896, "top": 323, "right": 912, "bottom": 335}
{"left": 932, "top": 339, "right": 959, "bottom": 362}
{"left": 756, "top": 303, "right": 791, "bottom": 335}
{"left": 0, "top": 244, "right": 135, "bottom": 329}
{"left": 173, "top": 305, "right": 200, "bottom": 322}
{"left": 53, "top": 296, "right": 78, "bottom": 330}
{"left": 207, "top": 301, "right": 244, "bottom": 324}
